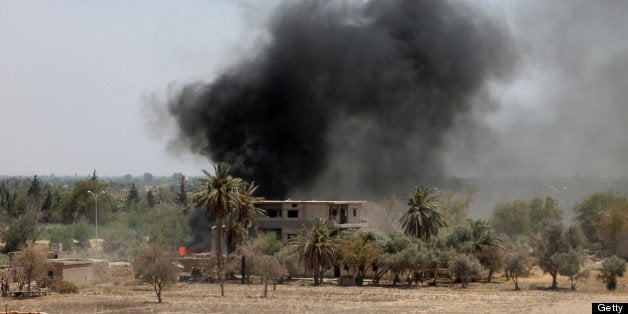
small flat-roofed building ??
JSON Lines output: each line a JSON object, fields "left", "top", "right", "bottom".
{"left": 47, "top": 259, "right": 96, "bottom": 287}
{"left": 46, "top": 259, "right": 123, "bottom": 287}
{"left": 254, "top": 200, "right": 367, "bottom": 241}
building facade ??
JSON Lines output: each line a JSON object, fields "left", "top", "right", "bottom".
{"left": 254, "top": 200, "right": 367, "bottom": 241}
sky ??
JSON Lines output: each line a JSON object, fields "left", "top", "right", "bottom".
{"left": 1, "top": 0, "right": 627, "bottom": 178}
{"left": 0, "top": 0, "right": 268, "bottom": 176}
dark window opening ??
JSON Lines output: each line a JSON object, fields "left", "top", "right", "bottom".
{"left": 287, "top": 210, "right": 299, "bottom": 218}
{"left": 258, "top": 204, "right": 282, "bottom": 218}
{"left": 352, "top": 208, "right": 357, "bottom": 217}
{"left": 265, "top": 209, "right": 282, "bottom": 218}
{"left": 48, "top": 271, "right": 53, "bottom": 277}
{"left": 329, "top": 209, "right": 337, "bottom": 220}
{"left": 291, "top": 203, "right": 298, "bottom": 208}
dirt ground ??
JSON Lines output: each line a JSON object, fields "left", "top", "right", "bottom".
{"left": 2, "top": 270, "right": 627, "bottom": 313}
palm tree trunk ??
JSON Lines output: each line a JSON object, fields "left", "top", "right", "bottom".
{"left": 314, "top": 260, "right": 320, "bottom": 285}
{"left": 216, "top": 218, "right": 223, "bottom": 265}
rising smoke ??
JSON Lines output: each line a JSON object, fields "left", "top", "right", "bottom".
{"left": 449, "top": 0, "right": 628, "bottom": 179}
{"left": 165, "top": 0, "right": 516, "bottom": 199}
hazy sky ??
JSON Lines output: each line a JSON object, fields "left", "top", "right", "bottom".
{"left": 0, "top": 0, "right": 265, "bottom": 176}
{"left": 1, "top": 0, "right": 627, "bottom": 178}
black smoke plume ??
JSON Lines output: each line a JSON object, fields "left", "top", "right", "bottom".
{"left": 167, "top": 0, "right": 515, "bottom": 199}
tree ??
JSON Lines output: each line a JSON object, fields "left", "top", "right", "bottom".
{"left": 226, "top": 182, "right": 263, "bottom": 253}
{"left": 256, "top": 254, "right": 288, "bottom": 297}
{"left": 491, "top": 200, "right": 530, "bottom": 238}
{"left": 467, "top": 219, "right": 501, "bottom": 251}
{"left": 135, "top": 243, "right": 179, "bottom": 303}
{"left": 555, "top": 249, "right": 583, "bottom": 290}
{"left": 598, "top": 203, "right": 628, "bottom": 255}
{"left": 238, "top": 239, "right": 288, "bottom": 297}
{"left": 598, "top": 255, "right": 626, "bottom": 291}
{"left": 504, "top": 251, "right": 527, "bottom": 290}
{"left": 1, "top": 213, "right": 40, "bottom": 253}
{"left": 102, "top": 221, "right": 139, "bottom": 262}
{"left": 400, "top": 186, "right": 446, "bottom": 242}
{"left": 467, "top": 219, "right": 503, "bottom": 282}
{"left": 536, "top": 222, "right": 582, "bottom": 289}
{"left": 437, "top": 218, "right": 503, "bottom": 282}
{"left": 59, "top": 179, "right": 109, "bottom": 223}
{"left": 338, "top": 230, "right": 384, "bottom": 285}
{"left": 528, "top": 197, "right": 563, "bottom": 234}
{"left": 491, "top": 197, "right": 563, "bottom": 239}
{"left": 478, "top": 245, "right": 504, "bottom": 283}
{"left": 293, "top": 218, "right": 339, "bottom": 285}
{"left": 14, "top": 243, "right": 46, "bottom": 293}
{"left": 143, "top": 172, "right": 154, "bottom": 183}
{"left": 573, "top": 190, "right": 627, "bottom": 244}
{"left": 450, "top": 254, "right": 481, "bottom": 288}
{"left": 376, "top": 232, "right": 422, "bottom": 286}
{"left": 41, "top": 190, "right": 53, "bottom": 222}
{"left": 176, "top": 175, "right": 188, "bottom": 208}
{"left": 127, "top": 182, "right": 141, "bottom": 205}
{"left": 72, "top": 218, "right": 92, "bottom": 249}
{"left": 146, "top": 189, "right": 157, "bottom": 208}
{"left": 440, "top": 188, "right": 475, "bottom": 227}
{"left": 192, "top": 162, "right": 244, "bottom": 263}
{"left": 11, "top": 194, "right": 28, "bottom": 217}
{"left": 26, "top": 175, "right": 41, "bottom": 204}
{"left": 48, "top": 225, "right": 75, "bottom": 252}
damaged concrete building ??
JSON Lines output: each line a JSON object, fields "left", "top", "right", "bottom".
{"left": 254, "top": 200, "right": 367, "bottom": 241}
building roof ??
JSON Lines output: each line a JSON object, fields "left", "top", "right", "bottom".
{"left": 253, "top": 200, "right": 366, "bottom": 204}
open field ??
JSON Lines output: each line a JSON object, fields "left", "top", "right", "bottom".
{"left": 2, "top": 269, "right": 627, "bottom": 314}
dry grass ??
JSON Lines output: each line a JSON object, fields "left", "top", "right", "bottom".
{"left": 2, "top": 270, "right": 627, "bottom": 313}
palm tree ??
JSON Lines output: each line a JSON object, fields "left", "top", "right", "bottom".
{"left": 468, "top": 218, "right": 503, "bottom": 282}
{"left": 226, "top": 182, "right": 264, "bottom": 253}
{"left": 400, "top": 185, "right": 446, "bottom": 242}
{"left": 467, "top": 218, "right": 502, "bottom": 251}
{"left": 292, "top": 218, "right": 339, "bottom": 284}
{"left": 192, "top": 162, "right": 243, "bottom": 262}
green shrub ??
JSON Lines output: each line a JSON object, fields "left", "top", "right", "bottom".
{"left": 72, "top": 219, "right": 92, "bottom": 249}
{"left": 1, "top": 213, "right": 39, "bottom": 253}
{"left": 504, "top": 251, "right": 528, "bottom": 290}
{"left": 48, "top": 225, "right": 74, "bottom": 251}
{"left": 450, "top": 254, "right": 481, "bottom": 288}
{"left": 599, "top": 255, "right": 626, "bottom": 291}
{"left": 102, "top": 221, "right": 139, "bottom": 262}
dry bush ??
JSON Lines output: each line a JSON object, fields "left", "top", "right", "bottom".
{"left": 196, "top": 253, "right": 241, "bottom": 296}
{"left": 13, "top": 242, "right": 47, "bottom": 292}
{"left": 135, "top": 243, "right": 179, "bottom": 303}
{"left": 57, "top": 280, "right": 78, "bottom": 294}
{"left": 252, "top": 254, "right": 288, "bottom": 297}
